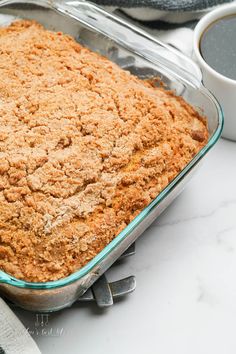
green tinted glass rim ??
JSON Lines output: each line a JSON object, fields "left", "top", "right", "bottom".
{"left": 0, "top": 86, "right": 223, "bottom": 289}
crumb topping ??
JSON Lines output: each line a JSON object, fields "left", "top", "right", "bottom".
{"left": 0, "top": 20, "right": 208, "bottom": 281}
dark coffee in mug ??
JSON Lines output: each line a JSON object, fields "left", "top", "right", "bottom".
{"left": 200, "top": 14, "right": 236, "bottom": 80}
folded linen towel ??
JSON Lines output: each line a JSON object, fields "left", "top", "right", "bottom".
{"left": 0, "top": 298, "right": 41, "bottom": 354}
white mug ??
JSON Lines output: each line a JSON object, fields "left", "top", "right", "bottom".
{"left": 193, "top": 3, "right": 236, "bottom": 141}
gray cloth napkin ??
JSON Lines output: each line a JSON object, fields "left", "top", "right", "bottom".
{"left": 93, "top": 0, "right": 236, "bottom": 24}
{"left": 92, "top": 0, "right": 234, "bottom": 11}
{"left": 97, "top": 0, "right": 235, "bottom": 57}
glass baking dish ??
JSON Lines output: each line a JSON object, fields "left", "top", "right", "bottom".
{"left": 0, "top": 0, "right": 223, "bottom": 312}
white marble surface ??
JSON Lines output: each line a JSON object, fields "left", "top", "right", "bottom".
{"left": 14, "top": 138, "right": 236, "bottom": 354}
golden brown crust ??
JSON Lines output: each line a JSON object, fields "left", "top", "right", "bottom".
{"left": 0, "top": 20, "right": 208, "bottom": 282}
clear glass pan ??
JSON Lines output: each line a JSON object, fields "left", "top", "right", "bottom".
{"left": 0, "top": 0, "right": 223, "bottom": 311}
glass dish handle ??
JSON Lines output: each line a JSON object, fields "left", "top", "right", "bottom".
{"left": 60, "top": 0, "right": 202, "bottom": 88}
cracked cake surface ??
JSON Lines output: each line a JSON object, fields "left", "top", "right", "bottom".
{"left": 0, "top": 20, "right": 208, "bottom": 282}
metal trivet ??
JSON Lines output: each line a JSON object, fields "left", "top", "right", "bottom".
{"left": 77, "top": 243, "right": 136, "bottom": 307}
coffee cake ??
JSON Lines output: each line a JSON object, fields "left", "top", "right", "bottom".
{"left": 0, "top": 20, "right": 208, "bottom": 282}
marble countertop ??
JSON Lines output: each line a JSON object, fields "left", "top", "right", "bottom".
{"left": 15, "top": 138, "right": 236, "bottom": 354}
